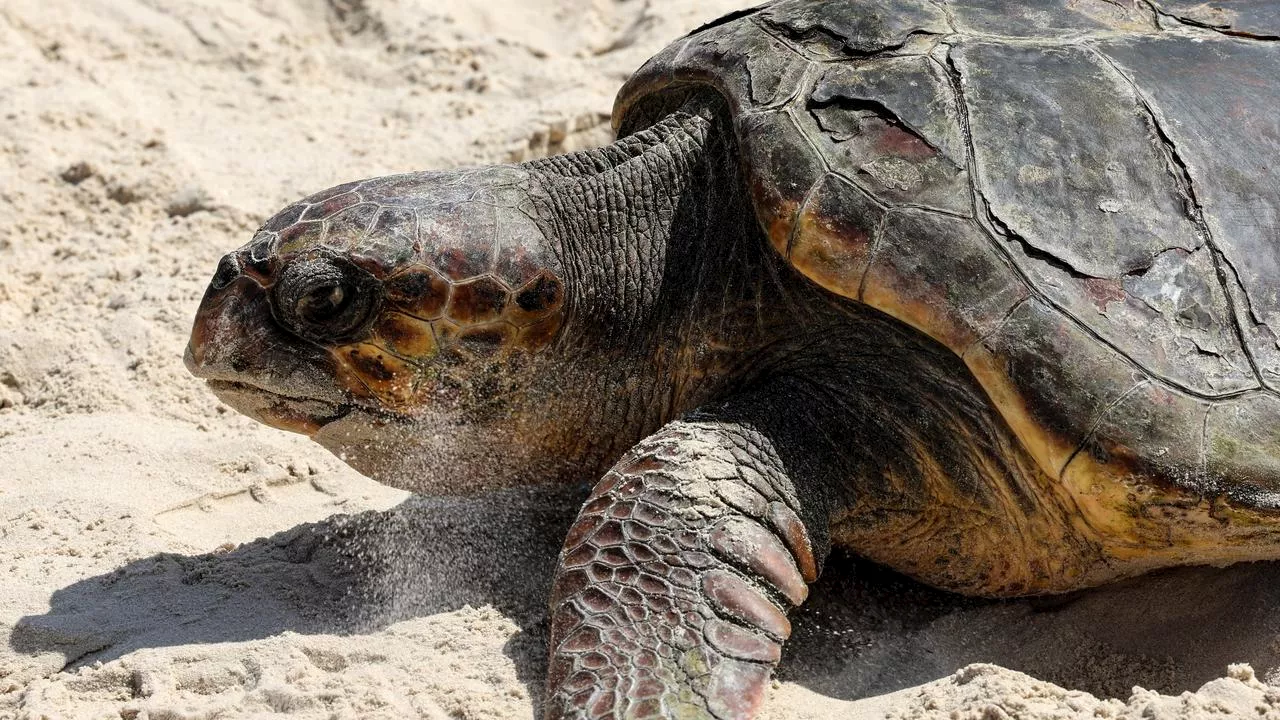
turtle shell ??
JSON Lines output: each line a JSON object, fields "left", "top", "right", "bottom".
{"left": 614, "top": 0, "right": 1280, "bottom": 522}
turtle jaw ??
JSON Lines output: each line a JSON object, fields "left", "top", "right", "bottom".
{"left": 203, "top": 378, "right": 353, "bottom": 436}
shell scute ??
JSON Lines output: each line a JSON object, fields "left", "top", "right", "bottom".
{"left": 956, "top": 40, "right": 1257, "bottom": 396}
{"left": 801, "top": 56, "right": 970, "bottom": 214}
{"left": 1150, "top": 0, "right": 1280, "bottom": 36}
{"left": 676, "top": 17, "right": 811, "bottom": 112}
{"left": 1098, "top": 37, "right": 1280, "bottom": 392}
{"left": 1205, "top": 396, "right": 1280, "bottom": 505}
{"left": 956, "top": 42, "right": 1193, "bottom": 279}
{"left": 612, "top": 12, "right": 809, "bottom": 127}
{"left": 736, "top": 110, "right": 827, "bottom": 256}
{"left": 611, "top": 36, "right": 693, "bottom": 132}
{"left": 1052, "top": 384, "right": 1280, "bottom": 559}
{"left": 1067, "top": 382, "right": 1208, "bottom": 489}
{"left": 862, "top": 210, "right": 1029, "bottom": 354}
{"left": 812, "top": 58, "right": 967, "bottom": 170}
{"left": 611, "top": 0, "right": 1280, "bottom": 503}
{"left": 964, "top": 299, "right": 1144, "bottom": 477}
{"left": 787, "top": 173, "right": 884, "bottom": 297}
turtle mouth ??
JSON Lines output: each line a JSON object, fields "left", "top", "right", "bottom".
{"left": 205, "top": 379, "right": 353, "bottom": 436}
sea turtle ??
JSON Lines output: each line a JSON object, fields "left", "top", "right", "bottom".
{"left": 185, "top": 0, "right": 1280, "bottom": 717}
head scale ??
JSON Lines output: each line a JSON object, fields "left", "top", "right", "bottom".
{"left": 186, "top": 167, "right": 570, "bottom": 491}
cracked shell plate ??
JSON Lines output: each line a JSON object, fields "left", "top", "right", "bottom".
{"left": 954, "top": 40, "right": 1258, "bottom": 397}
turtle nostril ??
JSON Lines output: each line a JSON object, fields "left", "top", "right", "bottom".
{"left": 211, "top": 254, "right": 241, "bottom": 290}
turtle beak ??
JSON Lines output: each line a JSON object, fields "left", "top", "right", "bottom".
{"left": 186, "top": 252, "right": 352, "bottom": 434}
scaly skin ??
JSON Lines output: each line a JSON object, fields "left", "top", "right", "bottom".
{"left": 544, "top": 415, "right": 820, "bottom": 719}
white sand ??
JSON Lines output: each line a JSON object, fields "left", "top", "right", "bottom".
{"left": 2, "top": 1, "right": 1280, "bottom": 718}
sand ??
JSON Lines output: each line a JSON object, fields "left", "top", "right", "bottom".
{"left": 2, "top": 1, "right": 1280, "bottom": 718}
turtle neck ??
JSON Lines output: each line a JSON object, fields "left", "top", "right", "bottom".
{"left": 520, "top": 101, "right": 802, "bottom": 429}
{"left": 526, "top": 108, "right": 716, "bottom": 343}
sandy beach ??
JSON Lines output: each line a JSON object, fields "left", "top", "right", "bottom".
{"left": 4, "top": 1, "right": 1280, "bottom": 718}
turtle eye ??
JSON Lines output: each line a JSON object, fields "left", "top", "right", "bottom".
{"left": 297, "top": 282, "right": 349, "bottom": 324}
{"left": 273, "top": 256, "right": 381, "bottom": 342}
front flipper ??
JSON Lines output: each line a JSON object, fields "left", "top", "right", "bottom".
{"left": 544, "top": 397, "right": 834, "bottom": 719}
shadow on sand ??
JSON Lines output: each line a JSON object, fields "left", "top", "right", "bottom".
{"left": 13, "top": 485, "right": 1280, "bottom": 704}
{"left": 8, "top": 484, "right": 583, "bottom": 704}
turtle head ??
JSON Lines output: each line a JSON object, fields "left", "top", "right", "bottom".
{"left": 185, "top": 167, "right": 578, "bottom": 493}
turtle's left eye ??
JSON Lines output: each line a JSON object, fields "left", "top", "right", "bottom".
{"left": 297, "top": 282, "right": 349, "bottom": 324}
{"left": 273, "top": 256, "right": 381, "bottom": 342}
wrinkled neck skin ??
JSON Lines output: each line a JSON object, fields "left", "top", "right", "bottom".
{"left": 514, "top": 102, "right": 833, "bottom": 482}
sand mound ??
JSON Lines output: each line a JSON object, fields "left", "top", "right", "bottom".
{"left": 2, "top": 1, "right": 1279, "bottom": 718}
